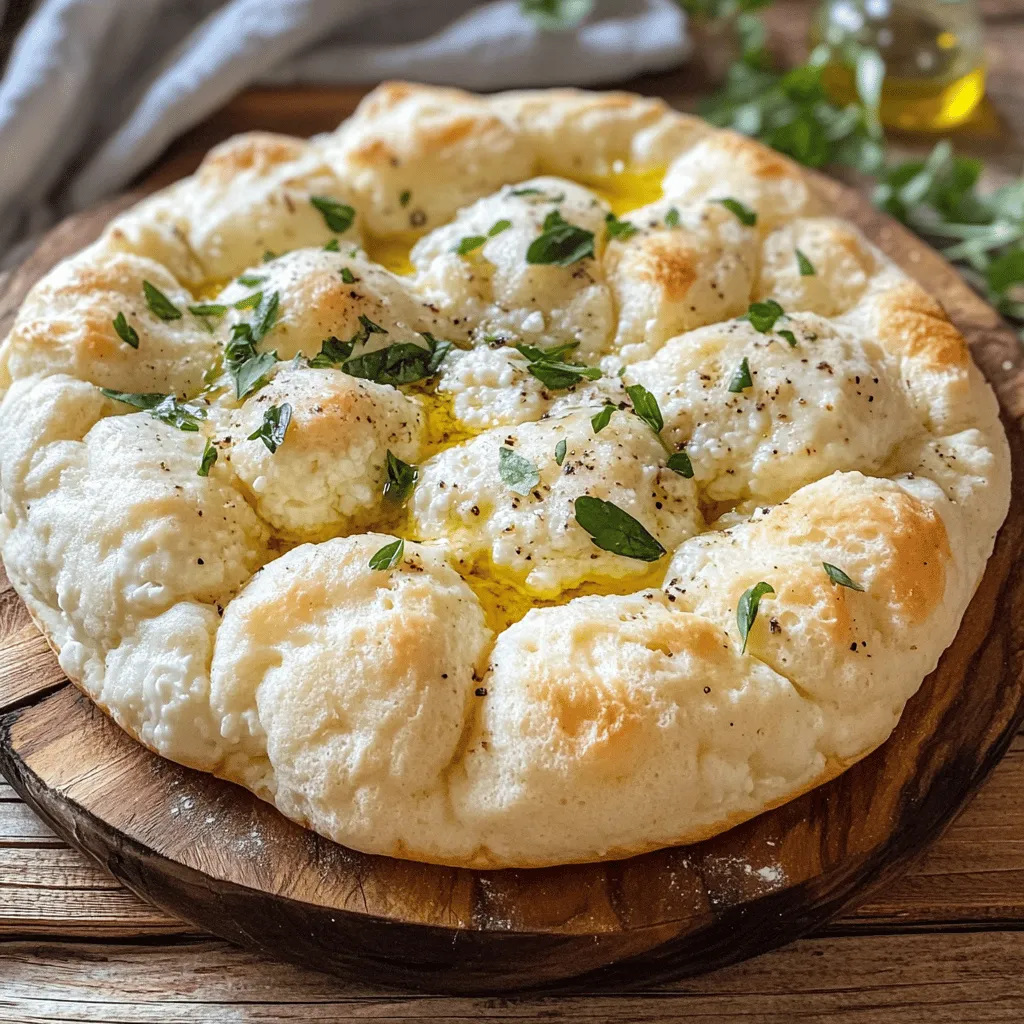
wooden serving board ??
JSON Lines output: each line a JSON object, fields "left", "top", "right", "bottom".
{"left": 0, "top": 170, "right": 1022, "bottom": 995}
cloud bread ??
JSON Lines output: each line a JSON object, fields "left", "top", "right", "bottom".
{"left": 411, "top": 176, "right": 615, "bottom": 358}
{"left": 224, "top": 363, "right": 425, "bottom": 540}
{"left": 0, "top": 82, "right": 1010, "bottom": 869}
{"left": 0, "top": 244, "right": 219, "bottom": 395}
{"left": 101, "top": 132, "right": 360, "bottom": 287}
{"left": 410, "top": 410, "right": 703, "bottom": 598}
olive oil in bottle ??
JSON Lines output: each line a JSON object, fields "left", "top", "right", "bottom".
{"left": 812, "top": 0, "right": 986, "bottom": 131}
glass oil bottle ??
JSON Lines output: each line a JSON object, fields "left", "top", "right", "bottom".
{"left": 811, "top": 0, "right": 986, "bottom": 131}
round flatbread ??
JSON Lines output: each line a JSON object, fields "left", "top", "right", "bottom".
{"left": 0, "top": 82, "right": 1010, "bottom": 868}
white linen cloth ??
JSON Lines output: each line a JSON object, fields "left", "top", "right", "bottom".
{"left": 0, "top": 0, "right": 689, "bottom": 262}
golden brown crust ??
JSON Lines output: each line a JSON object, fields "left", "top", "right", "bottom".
{"left": 873, "top": 280, "right": 969, "bottom": 372}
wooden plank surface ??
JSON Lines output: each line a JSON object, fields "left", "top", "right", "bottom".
{"left": 1, "top": 0, "right": 1024, "bottom": 1017}
{"left": 1, "top": 933, "right": 1023, "bottom": 1022}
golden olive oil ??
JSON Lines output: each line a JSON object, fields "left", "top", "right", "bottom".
{"left": 812, "top": 0, "right": 986, "bottom": 131}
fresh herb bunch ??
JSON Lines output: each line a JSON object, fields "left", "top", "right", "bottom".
{"left": 680, "top": 0, "right": 1024, "bottom": 338}
{"left": 875, "top": 141, "right": 1024, "bottom": 331}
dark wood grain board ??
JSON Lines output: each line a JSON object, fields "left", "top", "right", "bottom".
{"left": 0, "top": 161, "right": 1022, "bottom": 993}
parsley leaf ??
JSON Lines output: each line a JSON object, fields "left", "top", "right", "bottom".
{"left": 489, "top": 218, "right": 512, "bottom": 237}
{"left": 369, "top": 537, "right": 404, "bottom": 571}
{"left": 555, "top": 438, "right": 567, "bottom": 466}
{"left": 237, "top": 273, "right": 265, "bottom": 287}
{"left": 737, "top": 581, "right": 774, "bottom": 654}
{"left": 823, "top": 562, "right": 865, "bottom": 591}
{"left": 526, "top": 209, "right": 595, "bottom": 266}
{"left": 625, "top": 383, "right": 664, "bottom": 434}
{"left": 198, "top": 438, "right": 218, "bottom": 477}
{"left": 233, "top": 292, "right": 262, "bottom": 311}
{"left": 574, "top": 496, "right": 665, "bottom": 562}
{"left": 605, "top": 212, "right": 638, "bottom": 241}
{"left": 665, "top": 206, "right": 681, "bottom": 228}
{"left": 142, "top": 280, "right": 182, "bottom": 321}
{"left": 716, "top": 197, "right": 757, "bottom": 226}
{"left": 344, "top": 332, "right": 452, "bottom": 386}
{"left": 100, "top": 389, "right": 205, "bottom": 431}
{"left": 454, "top": 235, "right": 487, "bottom": 256}
{"left": 591, "top": 403, "right": 615, "bottom": 433}
{"left": 323, "top": 238, "right": 340, "bottom": 252}
{"left": 499, "top": 446, "right": 540, "bottom": 496}
{"left": 251, "top": 290, "right": 280, "bottom": 343}
{"left": 189, "top": 303, "right": 228, "bottom": 318}
{"left": 247, "top": 402, "right": 292, "bottom": 454}
{"left": 399, "top": 190, "right": 411, "bottom": 207}
{"left": 778, "top": 329, "right": 798, "bottom": 347}
{"left": 796, "top": 248, "right": 816, "bottom": 275}
{"left": 310, "top": 195, "right": 356, "bottom": 233}
{"left": 112, "top": 312, "right": 139, "bottom": 349}
{"left": 743, "top": 298, "right": 786, "bottom": 332}
{"left": 667, "top": 450, "right": 694, "bottom": 478}
{"left": 727, "top": 357, "right": 753, "bottom": 393}
{"left": 309, "top": 335, "right": 355, "bottom": 369}
{"left": 384, "top": 450, "right": 418, "bottom": 503}
{"left": 509, "top": 186, "right": 543, "bottom": 197}
{"left": 224, "top": 323, "right": 278, "bottom": 399}
{"left": 515, "top": 340, "right": 602, "bottom": 390}
{"left": 340, "top": 267, "right": 356, "bottom": 284}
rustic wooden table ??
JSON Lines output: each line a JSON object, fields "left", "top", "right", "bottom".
{"left": 3, "top": 1, "right": 1024, "bottom": 1019}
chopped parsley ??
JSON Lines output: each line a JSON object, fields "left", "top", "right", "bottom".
{"left": 625, "top": 383, "right": 663, "bottom": 434}
{"left": 323, "top": 238, "right": 340, "bottom": 252}
{"left": 384, "top": 450, "right": 418, "bottom": 503}
{"left": 369, "top": 537, "right": 404, "bottom": 571}
{"left": 515, "top": 340, "right": 601, "bottom": 390}
{"left": 743, "top": 299, "right": 786, "bottom": 333}
{"left": 526, "top": 209, "right": 595, "bottom": 266}
{"left": 142, "top": 280, "right": 182, "bottom": 321}
{"left": 796, "top": 248, "right": 816, "bottom": 276}
{"left": 250, "top": 291, "right": 280, "bottom": 343}
{"left": 224, "top": 323, "right": 278, "bottom": 399}
{"left": 823, "top": 562, "right": 865, "bottom": 591}
{"left": 399, "top": 190, "right": 411, "bottom": 207}
{"left": 605, "top": 212, "right": 638, "bottom": 241}
{"left": 574, "top": 496, "right": 665, "bottom": 562}
{"left": 667, "top": 450, "right": 694, "bottom": 478}
{"left": 665, "top": 206, "right": 681, "bottom": 228}
{"left": 498, "top": 446, "right": 540, "bottom": 496}
{"left": 237, "top": 273, "right": 265, "bottom": 287}
{"left": 778, "top": 329, "right": 798, "bottom": 347}
{"left": 509, "top": 186, "right": 543, "bottom": 197}
{"left": 100, "top": 389, "right": 205, "bottom": 432}
{"left": 737, "top": 581, "right": 774, "bottom": 653}
{"left": 340, "top": 267, "right": 356, "bottom": 284}
{"left": 233, "top": 292, "right": 262, "bottom": 311}
{"left": 727, "top": 357, "right": 753, "bottom": 393}
{"left": 188, "top": 303, "right": 228, "bottom": 318}
{"left": 308, "top": 315, "right": 386, "bottom": 369}
{"left": 198, "top": 437, "right": 218, "bottom": 477}
{"left": 344, "top": 331, "right": 452, "bottom": 386}
{"left": 247, "top": 402, "right": 292, "bottom": 454}
{"left": 489, "top": 218, "right": 512, "bottom": 237}
{"left": 454, "top": 234, "right": 487, "bottom": 256}
{"left": 112, "top": 312, "right": 139, "bottom": 349}
{"left": 591, "top": 403, "right": 615, "bottom": 433}
{"left": 309, "top": 334, "right": 355, "bottom": 369}
{"left": 555, "top": 438, "right": 567, "bottom": 466}
{"left": 310, "top": 195, "right": 356, "bottom": 233}
{"left": 716, "top": 197, "right": 758, "bottom": 226}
